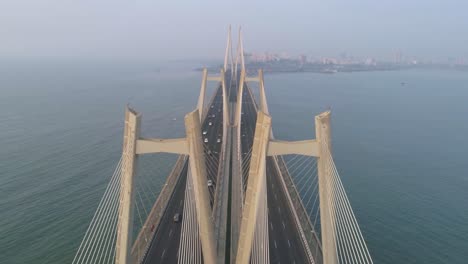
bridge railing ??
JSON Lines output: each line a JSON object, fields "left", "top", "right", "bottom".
{"left": 274, "top": 155, "right": 323, "bottom": 264}
{"left": 130, "top": 155, "right": 187, "bottom": 264}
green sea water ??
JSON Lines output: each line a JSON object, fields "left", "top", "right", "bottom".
{"left": 0, "top": 59, "right": 467, "bottom": 263}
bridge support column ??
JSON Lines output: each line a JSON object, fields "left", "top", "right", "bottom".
{"left": 235, "top": 69, "right": 245, "bottom": 128}
{"left": 224, "top": 25, "right": 232, "bottom": 72}
{"left": 185, "top": 110, "right": 217, "bottom": 264}
{"left": 197, "top": 68, "right": 208, "bottom": 120}
{"left": 258, "top": 69, "right": 269, "bottom": 115}
{"left": 115, "top": 107, "right": 141, "bottom": 264}
{"left": 236, "top": 111, "right": 271, "bottom": 264}
{"left": 221, "top": 69, "right": 230, "bottom": 130}
{"left": 315, "top": 111, "right": 337, "bottom": 264}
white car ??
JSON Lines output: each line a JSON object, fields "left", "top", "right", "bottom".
{"left": 207, "top": 180, "right": 213, "bottom": 187}
{"left": 203, "top": 130, "right": 207, "bottom": 135}
{"left": 209, "top": 122, "right": 212, "bottom": 126}
{"left": 217, "top": 138, "right": 221, "bottom": 143}
{"left": 204, "top": 138, "right": 208, "bottom": 143}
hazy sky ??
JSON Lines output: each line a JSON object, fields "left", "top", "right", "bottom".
{"left": 1, "top": 0, "right": 467, "bottom": 60}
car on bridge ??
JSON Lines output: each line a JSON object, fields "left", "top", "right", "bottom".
{"left": 173, "top": 213, "right": 181, "bottom": 223}
{"left": 203, "top": 130, "right": 207, "bottom": 135}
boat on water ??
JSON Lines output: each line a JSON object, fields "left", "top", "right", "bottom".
{"left": 321, "top": 68, "right": 338, "bottom": 74}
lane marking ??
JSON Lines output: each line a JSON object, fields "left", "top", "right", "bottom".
{"left": 161, "top": 249, "right": 166, "bottom": 259}
{"left": 169, "top": 229, "right": 173, "bottom": 237}
{"left": 274, "top": 240, "right": 277, "bottom": 249}
{"left": 282, "top": 221, "right": 285, "bottom": 230}
{"left": 270, "top": 222, "right": 274, "bottom": 230}
{"left": 288, "top": 239, "right": 291, "bottom": 248}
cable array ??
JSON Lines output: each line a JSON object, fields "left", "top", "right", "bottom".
{"left": 73, "top": 153, "right": 181, "bottom": 264}
{"left": 282, "top": 146, "right": 373, "bottom": 264}
{"left": 72, "top": 157, "right": 123, "bottom": 264}
{"left": 250, "top": 172, "right": 270, "bottom": 264}
{"left": 203, "top": 143, "right": 221, "bottom": 204}
{"left": 177, "top": 169, "right": 203, "bottom": 264}
{"left": 320, "top": 138, "right": 373, "bottom": 264}
{"left": 284, "top": 154, "right": 321, "bottom": 235}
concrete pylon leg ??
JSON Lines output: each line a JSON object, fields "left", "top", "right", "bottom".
{"left": 239, "top": 27, "right": 245, "bottom": 73}
{"left": 258, "top": 69, "right": 269, "bottom": 115}
{"left": 224, "top": 25, "right": 232, "bottom": 72}
{"left": 315, "top": 111, "right": 337, "bottom": 264}
{"left": 197, "top": 68, "right": 208, "bottom": 121}
{"left": 235, "top": 70, "right": 245, "bottom": 128}
{"left": 236, "top": 111, "right": 271, "bottom": 264}
{"left": 221, "top": 69, "right": 230, "bottom": 130}
{"left": 115, "top": 107, "right": 141, "bottom": 264}
{"left": 184, "top": 110, "right": 217, "bottom": 264}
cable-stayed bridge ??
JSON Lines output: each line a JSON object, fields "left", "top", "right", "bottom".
{"left": 72, "top": 27, "right": 373, "bottom": 264}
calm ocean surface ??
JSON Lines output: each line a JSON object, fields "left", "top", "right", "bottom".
{"left": 0, "top": 59, "right": 467, "bottom": 263}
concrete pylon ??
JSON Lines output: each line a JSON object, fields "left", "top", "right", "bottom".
{"left": 224, "top": 25, "right": 232, "bottom": 72}
{"left": 315, "top": 111, "right": 337, "bottom": 264}
{"left": 239, "top": 27, "right": 245, "bottom": 73}
{"left": 235, "top": 69, "right": 246, "bottom": 127}
{"left": 197, "top": 68, "right": 208, "bottom": 121}
{"left": 236, "top": 111, "right": 271, "bottom": 264}
{"left": 221, "top": 68, "right": 230, "bottom": 130}
{"left": 258, "top": 69, "right": 269, "bottom": 115}
{"left": 115, "top": 107, "right": 141, "bottom": 264}
{"left": 184, "top": 110, "right": 217, "bottom": 264}
{"left": 234, "top": 27, "right": 246, "bottom": 80}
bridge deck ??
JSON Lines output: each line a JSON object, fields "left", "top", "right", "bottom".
{"left": 142, "top": 72, "right": 315, "bottom": 263}
{"left": 142, "top": 84, "right": 225, "bottom": 263}
{"left": 240, "top": 84, "right": 313, "bottom": 263}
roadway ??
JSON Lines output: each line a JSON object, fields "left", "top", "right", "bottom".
{"left": 143, "top": 85, "right": 225, "bottom": 263}
{"left": 143, "top": 73, "right": 311, "bottom": 263}
{"left": 240, "top": 83, "right": 310, "bottom": 263}
{"left": 266, "top": 157, "right": 309, "bottom": 264}
{"left": 142, "top": 162, "right": 188, "bottom": 264}
{"left": 201, "top": 85, "right": 225, "bottom": 207}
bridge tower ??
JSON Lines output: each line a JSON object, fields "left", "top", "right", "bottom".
{"left": 115, "top": 107, "right": 140, "bottom": 264}
{"left": 235, "top": 111, "right": 271, "bottom": 264}
{"left": 315, "top": 111, "right": 338, "bottom": 264}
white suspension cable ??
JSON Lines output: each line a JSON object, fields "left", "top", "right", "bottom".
{"left": 89, "top": 172, "right": 123, "bottom": 264}
{"left": 73, "top": 158, "right": 123, "bottom": 264}
{"left": 322, "top": 139, "right": 373, "bottom": 263}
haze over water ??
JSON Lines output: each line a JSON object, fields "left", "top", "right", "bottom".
{"left": 1, "top": 60, "right": 468, "bottom": 263}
